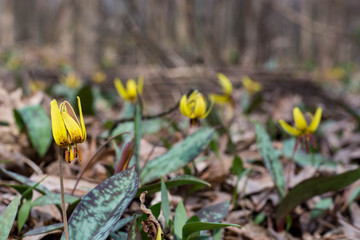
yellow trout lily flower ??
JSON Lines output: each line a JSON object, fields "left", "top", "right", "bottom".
{"left": 209, "top": 73, "right": 234, "bottom": 106}
{"left": 279, "top": 107, "right": 322, "bottom": 152}
{"left": 242, "top": 76, "right": 262, "bottom": 95}
{"left": 51, "top": 96, "right": 86, "bottom": 163}
{"left": 114, "top": 76, "right": 143, "bottom": 103}
{"left": 62, "top": 72, "right": 82, "bottom": 89}
{"left": 180, "top": 90, "right": 214, "bottom": 125}
{"left": 92, "top": 71, "right": 106, "bottom": 84}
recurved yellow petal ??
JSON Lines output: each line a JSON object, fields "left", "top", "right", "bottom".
{"left": 209, "top": 93, "right": 230, "bottom": 104}
{"left": 279, "top": 120, "right": 301, "bottom": 136}
{"left": 137, "top": 75, "right": 144, "bottom": 95}
{"left": 308, "top": 107, "right": 322, "bottom": 133}
{"left": 114, "top": 78, "right": 129, "bottom": 100}
{"left": 180, "top": 94, "right": 190, "bottom": 117}
{"left": 201, "top": 97, "right": 214, "bottom": 119}
{"left": 127, "top": 79, "right": 137, "bottom": 99}
{"left": 293, "top": 107, "right": 307, "bottom": 131}
{"left": 50, "top": 100, "right": 69, "bottom": 147}
{"left": 77, "top": 96, "right": 86, "bottom": 141}
{"left": 217, "top": 73, "right": 233, "bottom": 95}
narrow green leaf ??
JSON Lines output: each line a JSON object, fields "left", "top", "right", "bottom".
{"left": 348, "top": 185, "right": 360, "bottom": 206}
{"left": 254, "top": 213, "right": 266, "bottom": 225}
{"left": 112, "top": 216, "right": 133, "bottom": 233}
{"left": 24, "top": 223, "right": 64, "bottom": 237}
{"left": 14, "top": 104, "right": 52, "bottom": 157}
{"left": 254, "top": 121, "right": 286, "bottom": 197}
{"left": 62, "top": 167, "right": 139, "bottom": 240}
{"left": 136, "top": 175, "right": 211, "bottom": 196}
{"left": 0, "top": 196, "right": 18, "bottom": 240}
{"left": 21, "top": 175, "right": 47, "bottom": 202}
{"left": 231, "top": 156, "right": 244, "bottom": 177}
{"left": 195, "top": 201, "right": 230, "bottom": 223}
{"left": 276, "top": 168, "right": 360, "bottom": 224}
{"left": 127, "top": 215, "right": 141, "bottom": 240}
{"left": 0, "top": 167, "right": 51, "bottom": 195}
{"left": 184, "top": 215, "right": 200, "bottom": 239}
{"left": 140, "top": 128, "right": 214, "bottom": 184}
{"left": 32, "top": 194, "right": 79, "bottom": 207}
{"left": 161, "top": 178, "right": 170, "bottom": 227}
{"left": 134, "top": 97, "right": 142, "bottom": 172}
{"left": 4, "top": 184, "right": 30, "bottom": 195}
{"left": 18, "top": 199, "right": 32, "bottom": 233}
{"left": 183, "top": 221, "right": 241, "bottom": 240}
{"left": 174, "top": 201, "right": 188, "bottom": 239}
{"left": 311, "top": 198, "right": 332, "bottom": 218}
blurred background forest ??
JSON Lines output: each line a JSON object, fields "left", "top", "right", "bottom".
{"left": 0, "top": 0, "right": 359, "bottom": 72}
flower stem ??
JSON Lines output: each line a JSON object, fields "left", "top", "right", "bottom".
{"left": 59, "top": 148, "right": 69, "bottom": 240}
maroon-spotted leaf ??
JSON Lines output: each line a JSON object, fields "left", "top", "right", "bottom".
{"left": 24, "top": 223, "right": 64, "bottom": 237}
{"left": 276, "top": 168, "right": 360, "bottom": 224}
{"left": 195, "top": 201, "right": 230, "bottom": 223}
{"left": 140, "top": 127, "right": 214, "bottom": 184}
{"left": 61, "top": 167, "right": 138, "bottom": 240}
{"left": 0, "top": 196, "right": 18, "bottom": 240}
{"left": 127, "top": 215, "right": 141, "bottom": 240}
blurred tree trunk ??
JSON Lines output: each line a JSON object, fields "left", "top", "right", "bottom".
{"left": 73, "top": 0, "right": 101, "bottom": 72}
{"left": 0, "top": 0, "right": 15, "bottom": 48}
{"left": 300, "top": 0, "right": 313, "bottom": 62}
{"left": 50, "top": 0, "right": 74, "bottom": 56}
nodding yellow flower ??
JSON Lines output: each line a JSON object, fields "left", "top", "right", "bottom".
{"left": 92, "top": 71, "right": 106, "bottom": 84}
{"left": 209, "top": 73, "right": 234, "bottom": 106}
{"left": 62, "top": 72, "right": 82, "bottom": 89}
{"left": 242, "top": 76, "right": 262, "bottom": 95}
{"left": 114, "top": 76, "right": 143, "bottom": 103}
{"left": 180, "top": 90, "right": 214, "bottom": 125}
{"left": 29, "top": 80, "right": 46, "bottom": 93}
{"left": 279, "top": 107, "right": 322, "bottom": 152}
{"left": 51, "top": 96, "right": 86, "bottom": 163}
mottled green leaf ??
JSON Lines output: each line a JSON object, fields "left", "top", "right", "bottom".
{"left": 183, "top": 221, "right": 241, "bottom": 240}
{"left": 254, "top": 121, "right": 286, "bottom": 197}
{"left": 127, "top": 215, "right": 141, "bottom": 240}
{"left": 195, "top": 201, "right": 230, "bottom": 223}
{"left": 24, "top": 223, "right": 64, "bottom": 236}
{"left": 18, "top": 199, "right": 32, "bottom": 233}
{"left": 276, "top": 168, "right": 360, "bottom": 224}
{"left": 0, "top": 196, "right": 18, "bottom": 240}
{"left": 14, "top": 104, "right": 52, "bottom": 157}
{"left": 161, "top": 178, "right": 170, "bottom": 227}
{"left": 0, "top": 167, "right": 51, "bottom": 195}
{"left": 140, "top": 128, "right": 214, "bottom": 184}
{"left": 136, "top": 175, "right": 211, "bottom": 196}
{"left": 174, "top": 201, "right": 187, "bottom": 239}
{"left": 32, "top": 194, "right": 79, "bottom": 207}
{"left": 281, "top": 139, "right": 336, "bottom": 168}
{"left": 134, "top": 98, "right": 142, "bottom": 171}
{"left": 62, "top": 168, "right": 138, "bottom": 240}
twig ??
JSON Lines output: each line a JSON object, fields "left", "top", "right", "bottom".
{"left": 71, "top": 132, "right": 132, "bottom": 195}
{"left": 109, "top": 101, "right": 179, "bottom": 134}
{"left": 59, "top": 149, "right": 69, "bottom": 240}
